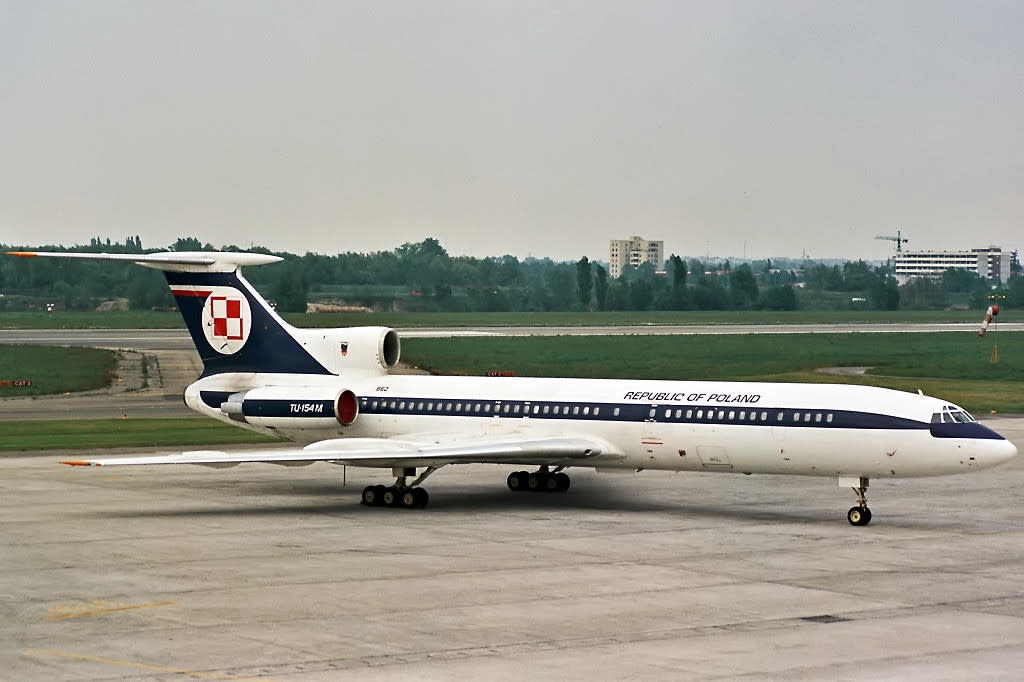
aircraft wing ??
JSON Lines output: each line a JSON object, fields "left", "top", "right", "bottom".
{"left": 61, "top": 435, "right": 616, "bottom": 469}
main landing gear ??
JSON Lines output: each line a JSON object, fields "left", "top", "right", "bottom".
{"left": 506, "top": 466, "right": 570, "bottom": 493}
{"left": 846, "top": 477, "right": 872, "bottom": 527}
{"left": 361, "top": 466, "right": 438, "bottom": 509}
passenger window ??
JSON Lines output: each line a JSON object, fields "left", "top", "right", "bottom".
{"left": 697, "top": 410, "right": 703, "bottom": 418}
{"left": 445, "top": 402, "right": 452, "bottom": 411}
{"left": 543, "top": 405, "right": 550, "bottom": 414}
{"left": 371, "top": 400, "right": 378, "bottom": 409}
{"left": 686, "top": 410, "right": 693, "bottom": 419}
{"left": 553, "top": 406, "right": 560, "bottom": 415}
{"left": 738, "top": 411, "right": 745, "bottom": 420}
{"left": 584, "top": 407, "right": 591, "bottom": 416}
{"left": 594, "top": 407, "right": 600, "bottom": 416}
{"left": 455, "top": 404, "right": 462, "bottom": 412}
{"left": 399, "top": 402, "right": 406, "bottom": 409}
{"left": 728, "top": 411, "right": 735, "bottom": 420}
{"left": 649, "top": 408, "right": 656, "bottom": 418}
{"left": 390, "top": 401, "right": 397, "bottom": 409}
{"left": 475, "top": 403, "right": 481, "bottom": 411}
{"left": 664, "top": 409, "right": 672, "bottom": 419}
{"left": 533, "top": 405, "right": 540, "bottom": 415}
{"left": 503, "top": 404, "right": 510, "bottom": 414}
{"left": 804, "top": 413, "right": 811, "bottom": 422}
{"left": 514, "top": 405, "right": 521, "bottom": 414}
{"left": 718, "top": 410, "right": 725, "bottom": 419}
{"left": 826, "top": 413, "right": 834, "bottom": 423}
{"left": 792, "top": 413, "right": 799, "bottom": 422}
{"left": 613, "top": 407, "right": 620, "bottom": 416}
{"left": 815, "top": 413, "right": 822, "bottom": 423}
{"left": 417, "top": 402, "right": 424, "bottom": 410}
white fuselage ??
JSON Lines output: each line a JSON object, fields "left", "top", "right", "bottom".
{"left": 185, "top": 372, "right": 1017, "bottom": 480}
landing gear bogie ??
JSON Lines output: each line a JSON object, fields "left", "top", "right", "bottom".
{"left": 361, "top": 484, "right": 429, "bottom": 509}
{"left": 507, "top": 468, "right": 570, "bottom": 493}
{"left": 360, "top": 466, "right": 438, "bottom": 510}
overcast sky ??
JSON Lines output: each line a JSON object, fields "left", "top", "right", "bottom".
{"left": 2, "top": 1, "right": 1021, "bottom": 262}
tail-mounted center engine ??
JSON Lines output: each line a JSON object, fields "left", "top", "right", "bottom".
{"left": 220, "top": 387, "right": 359, "bottom": 429}
{"left": 297, "top": 326, "right": 401, "bottom": 375}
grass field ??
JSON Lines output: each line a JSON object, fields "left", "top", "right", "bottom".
{"left": 0, "top": 346, "right": 115, "bottom": 397}
{"left": 401, "top": 332, "right": 1024, "bottom": 413}
{"left": 0, "top": 308, "right": 997, "bottom": 329}
{"left": 0, "top": 418, "right": 281, "bottom": 451}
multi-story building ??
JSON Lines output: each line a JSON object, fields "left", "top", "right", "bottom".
{"left": 609, "top": 236, "right": 664, "bottom": 278}
{"left": 894, "top": 247, "right": 1011, "bottom": 285}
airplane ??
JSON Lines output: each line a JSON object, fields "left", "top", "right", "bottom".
{"left": 6, "top": 249, "right": 1017, "bottom": 525}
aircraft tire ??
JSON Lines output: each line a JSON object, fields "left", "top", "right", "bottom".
{"left": 383, "top": 488, "right": 400, "bottom": 507}
{"left": 361, "top": 486, "right": 379, "bottom": 506}
{"left": 413, "top": 488, "right": 429, "bottom": 508}
{"left": 847, "top": 506, "right": 872, "bottom": 526}
{"left": 544, "top": 475, "right": 560, "bottom": 491}
{"left": 527, "top": 474, "right": 542, "bottom": 491}
{"left": 555, "top": 473, "right": 570, "bottom": 492}
{"left": 507, "top": 472, "right": 526, "bottom": 491}
{"left": 401, "top": 489, "right": 418, "bottom": 508}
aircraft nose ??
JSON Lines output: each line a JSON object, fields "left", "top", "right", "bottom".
{"left": 986, "top": 438, "right": 1018, "bottom": 468}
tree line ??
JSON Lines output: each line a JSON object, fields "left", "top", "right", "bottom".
{"left": 1, "top": 236, "right": 1020, "bottom": 313}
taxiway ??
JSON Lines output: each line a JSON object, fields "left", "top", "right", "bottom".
{"left": 3, "top": 420, "right": 1023, "bottom": 680}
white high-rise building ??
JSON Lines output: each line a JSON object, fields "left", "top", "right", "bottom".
{"left": 894, "top": 247, "right": 1011, "bottom": 285}
{"left": 609, "top": 236, "right": 664, "bottom": 278}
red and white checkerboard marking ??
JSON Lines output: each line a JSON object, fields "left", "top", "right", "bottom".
{"left": 210, "top": 296, "right": 245, "bottom": 340}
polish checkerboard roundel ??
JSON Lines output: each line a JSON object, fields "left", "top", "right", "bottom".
{"left": 201, "top": 286, "right": 252, "bottom": 355}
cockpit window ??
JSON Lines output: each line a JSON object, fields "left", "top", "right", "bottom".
{"left": 933, "top": 408, "right": 976, "bottom": 424}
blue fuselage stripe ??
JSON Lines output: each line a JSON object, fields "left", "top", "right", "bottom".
{"left": 199, "top": 391, "right": 1002, "bottom": 439}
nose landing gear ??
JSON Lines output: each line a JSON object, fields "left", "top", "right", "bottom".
{"left": 845, "top": 477, "right": 872, "bottom": 526}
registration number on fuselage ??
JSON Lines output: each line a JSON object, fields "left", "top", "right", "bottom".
{"left": 289, "top": 402, "right": 326, "bottom": 414}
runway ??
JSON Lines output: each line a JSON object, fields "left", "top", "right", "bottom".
{"left": 3, "top": 321, "right": 1024, "bottom": 350}
{"left": 3, "top": 419, "right": 1023, "bottom": 680}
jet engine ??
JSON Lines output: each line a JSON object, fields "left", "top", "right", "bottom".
{"left": 220, "top": 387, "right": 359, "bottom": 429}
{"left": 297, "top": 326, "right": 401, "bottom": 375}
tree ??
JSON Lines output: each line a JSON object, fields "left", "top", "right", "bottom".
{"left": 693, "top": 276, "right": 728, "bottom": 310}
{"left": 870, "top": 275, "right": 900, "bottom": 310}
{"left": 594, "top": 264, "right": 609, "bottom": 311}
{"left": 273, "top": 261, "right": 308, "bottom": 312}
{"left": 942, "top": 268, "right": 984, "bottom": 293}
{"left": 666, "top": 254, "right": 688, "bottom": 310}
{"left": 728, "top": 264, "right": 759, "bottom": 308}
{"left": 169, "top": 237, "right": 208, "bottom": 252}
{"left": 575, "top": 257, "right": 593, "bottom": 310}
{"left": 760, "top": 285, "right": 797, "bottom": 310}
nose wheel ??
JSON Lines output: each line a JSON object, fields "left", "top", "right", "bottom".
{"left": 846, "top": 477, "right": 872, "bottom": 526}
{"left": 847, "top": 505, "right": 872, "bottom": 526}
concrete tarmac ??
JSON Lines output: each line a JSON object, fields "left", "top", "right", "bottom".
{"left": 3, "top": 417, "right": 1023, "bottom": 680}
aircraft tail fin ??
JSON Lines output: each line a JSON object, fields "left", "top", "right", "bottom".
{"left": 5, "top": 250, "right": 337, "bottom": 377}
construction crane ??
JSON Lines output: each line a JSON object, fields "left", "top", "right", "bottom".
{"left": 875, "top": 230, "right": 909, "bottom": 253}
